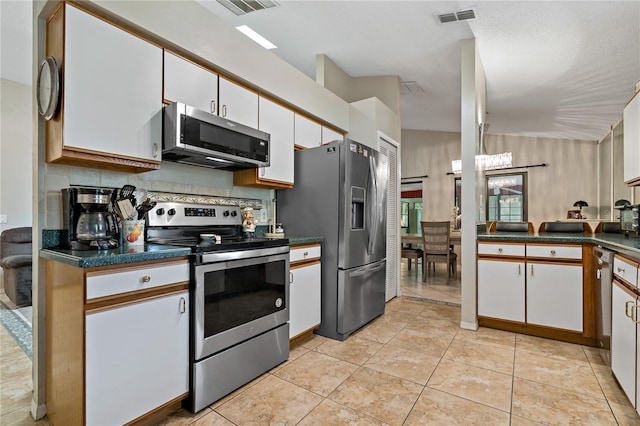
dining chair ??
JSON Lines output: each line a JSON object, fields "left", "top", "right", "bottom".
{"left": 401, "top": 247, "right": 423, "bottom": 277}
{"left": 421, "top": 221, "right": 457, "bottom": 281}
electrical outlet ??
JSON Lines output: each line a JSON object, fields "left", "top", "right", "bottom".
{"left": 0, "top": 215, "right": 7, "bottom": 224}
{"left": 260, "top": 209, "right": 268, "bottom": 223}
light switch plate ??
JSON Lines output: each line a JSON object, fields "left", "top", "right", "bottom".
{"left": 0, "top": 215, "right": 7, "bottom": 224}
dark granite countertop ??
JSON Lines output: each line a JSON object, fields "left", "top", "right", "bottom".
{"left": 41, "top": 236, "right": 324, "bottom": 268}
{"left": 477, "top": 232, "right": 640, "bottom": 259}
{"left": 288, "top": 236, "right": 324, "bottom": 246}
{"left": 40, "top": 245, "right": 192, "bottom": 268}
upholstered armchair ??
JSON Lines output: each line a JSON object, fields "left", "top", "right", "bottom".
{"left": 0, "top": 227, "right": 32, "bottom": 306}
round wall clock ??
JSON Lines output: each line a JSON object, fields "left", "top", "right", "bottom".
{"left": 36, "top": 56, "right": 60, "bottom": 120}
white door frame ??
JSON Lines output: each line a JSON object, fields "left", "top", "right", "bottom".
{"left": 378, "top": 131, "right": 401, "bottom": 300}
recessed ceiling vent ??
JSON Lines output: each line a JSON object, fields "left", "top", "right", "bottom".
{"left": 436, "top": 8, "right": 477, "bottom": 24}
{"left": 400, "top": 81, "right": 424, "bottom": 95}
{"left": 217, "top": 0, "right": 279, "bottom": 16}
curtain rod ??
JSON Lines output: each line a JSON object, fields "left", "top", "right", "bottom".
{"left": 445, "top": 163, "right": 548, "bottom": 175}
{"left": 401, "top": 175, "right": 428, "bottom": 181}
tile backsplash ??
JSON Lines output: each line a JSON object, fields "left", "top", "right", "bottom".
{"left": 43, "top": 161, "right": 271, "bottom": 230}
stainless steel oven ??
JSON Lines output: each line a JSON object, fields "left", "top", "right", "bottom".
{"left": 191, "top": 245, "right": 290, "bottom": 411}
{"left": 145, "top": 199, "right": 290, "bottom": 413}
{"left": 194, "top": 246, "right": 289, "bottom": 358}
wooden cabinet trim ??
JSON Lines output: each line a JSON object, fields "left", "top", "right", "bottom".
{"left": 291, "top": 242, "right": 321, "bottom": 250}
{"left": 233, "top": 168, "right": 294, "bottom": 189}
{"left": 85, "top": 282, "right": 189, "bottom": 314}
{"left": 291, "top": 259, "right": 321, "bottom": 269}
{"left": 85, "top": 258, "right": 188, "bottom": 276}
{"left": 476, "top": 256, "right": 524, "bottom": 263}
{"left": 45, "top": 259, "right": 85, "bottom": 426}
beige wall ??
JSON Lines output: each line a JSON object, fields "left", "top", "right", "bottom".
{"left": 401, "top": 129, "right": 599, "bottom": 229}
{"left": 0, "top": 79, "right": 33, "bottom": 232}
{"left": 316, "top": 54, "right": 401, "bottom": 116}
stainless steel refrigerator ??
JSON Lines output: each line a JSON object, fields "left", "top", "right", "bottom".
{"left": 277, "top": 139, "right": 388, "bottom": 341}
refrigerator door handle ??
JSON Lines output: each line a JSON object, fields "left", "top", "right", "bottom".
{"left": 349, "top": 260, "right": 386, "bottom": 277}
{"left": 367, "top": 155, "right": 378, "bottom": 256}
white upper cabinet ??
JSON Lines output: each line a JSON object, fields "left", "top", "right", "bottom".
{"left": 624, "top": 92, "right": 640, "bottom": 185}
{"left": 258, "top": 97, "right": 294, "bottom": 184}
{"left": 294, "top": 114, "right": 322, "bottom": 148}
{"left": 218, "top": 76, "right": 259, "bottom": 128}
{"left": 63, "top": 4, "right": 162, "bottom": 162}
{"left": 322, "top": 126, "right": 344, "bottom": 144}
{"left": 163, "top": 51, "right": 218, "bottom": 114}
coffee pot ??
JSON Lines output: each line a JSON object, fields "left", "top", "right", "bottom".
{"left": 62, "top": 187, "right": 119, "bottom": 250}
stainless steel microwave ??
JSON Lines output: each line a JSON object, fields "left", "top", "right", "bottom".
{"left": 620, "top": 204, "right": 640, "bottom": 234}
{"left": 163, "top": 102, "right": 270, "bottom": 170}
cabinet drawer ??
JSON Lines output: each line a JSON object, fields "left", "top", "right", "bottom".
{"left": 526, "top": 244, "right": 582, "bottom": 260}
{"left": 290, "top": 245, "right": 321, "bottom": 263}
{"left": 614, "top": 256, "right": 638, "bottom": 287}
{"left": 86, "top": 261, "right": 189, "bottom": 300}
{"left": 477, "top": 242, "right": 525, "bottom": 257}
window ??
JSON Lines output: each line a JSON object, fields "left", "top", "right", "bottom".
{"left": 486, "top": 173, "right": 527, "bottom": 222}
{"left": 401, "top": 183, "right": 422, "bottom": 233}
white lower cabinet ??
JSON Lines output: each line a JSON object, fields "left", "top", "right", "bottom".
{"left": 85, "top": 291, "right": 189, "bottom": 425}
{"left": 526, "top": 262, "right": 583, "bottom": 331}
{"left": 611, "top": 279, "right": 638, "bottom": 409}
{"left": 289, "top": 262, "right": 322, "bottom": 339}
{"left": 289, "top": 244, "right": 321, "bottom": 339}
{"left": 477, "top": 259, "right": 525, "bottom": 322}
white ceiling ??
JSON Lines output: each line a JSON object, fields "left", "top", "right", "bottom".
{"left": 2, "top": 1, "right": 638, "bottom": 142}
{"left": 198, "top": 0, "right": 640, "bottom": 141}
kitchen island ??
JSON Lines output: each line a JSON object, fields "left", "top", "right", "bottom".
{"left": 476, "top": 230, "right": 640, "bottom": 347}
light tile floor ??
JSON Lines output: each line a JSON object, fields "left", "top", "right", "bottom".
{"left": 400, "top": 259, "right": 461, "bottom": 305}
{"left": 3, "top": 292, "right": 640, "bottom": 425}
{"left": 156, "top": 298, "right": 640, "bottom": 425}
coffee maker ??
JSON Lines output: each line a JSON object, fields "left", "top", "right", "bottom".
{"left": 62, "top": 187, "right": 119, "bottom": 250}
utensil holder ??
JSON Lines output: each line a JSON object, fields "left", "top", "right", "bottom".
{"left": 122, "top": 220, "right": 145, "bottom": 246}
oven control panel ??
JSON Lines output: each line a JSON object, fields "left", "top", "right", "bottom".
{"left": 147, "top": 202, "right": 243, "bottom": 227}
{"left": 185, "top": 207, "right": 217, "bottom": 217}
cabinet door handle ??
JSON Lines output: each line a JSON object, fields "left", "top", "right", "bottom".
{"left": 518, "top": 264, "right": 521, "bottom": 276}
{"left": 142, "top": 275, "right": 151, "bottom": 283}
{"left": 498, "top": 248, "right": 503, "bottom": 254}
{"left": 626, "top": 300, "right": 635, "bottom": 318}
{"left": 303, "top": 251, "right": 309, "bottom": 257}
{"left": 210, "top": 100, "right": 216, "bottom": 114}
{"left": 222, "top": 105, "right": 227, "bottom": 117}
{"left": 152, "top": 143, "right": 159, "bottom": 158}
{"left": 633, "top": 305, "right": 640, "bottom": 324}
{"left": 617, "top": 266, "right": 625, "bottom": 274}
{"left": 550, "top": 250, "right": 556, "bottom": 256}
{"left": 530, "top": 264, "right": 534, "bottom": 277}
{"left": 179, "top": 297, "right": 186, "bottom": 314}
{"left": 290, "top": 272, "right": 293, "bottom": 284}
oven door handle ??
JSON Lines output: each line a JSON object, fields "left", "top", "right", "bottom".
{"left": 201, "top": 246, "right": 289, "bottom": 263}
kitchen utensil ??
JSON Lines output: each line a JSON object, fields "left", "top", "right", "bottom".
{"left": 136, "top": 200, "right": 156, "bottom": 220}
{"left": 133, "top": 188, "right": 148, "bottom": 207}
{"left": 120, "top": 184, "right": 136, "bottom": 200}
{"left": 116, "top": 198, "right": 137, "bottom": 220}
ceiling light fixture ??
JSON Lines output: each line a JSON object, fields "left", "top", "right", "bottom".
{"left": 235, "top": 25, "right": 277, "bottom": 49}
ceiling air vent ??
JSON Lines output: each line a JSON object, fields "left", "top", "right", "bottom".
{"left": 456, "top": 9, "right": 476, "bottom": 21}
{"left": 217, "top": 0, "right": 279, "bottom": 16}
{"left": 436, "top": 8, "right": 477, "bottom": 24}
{"left": 400, "top": 81, "right": 424, "bottom": 95}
